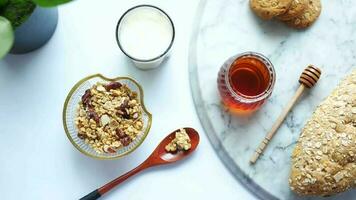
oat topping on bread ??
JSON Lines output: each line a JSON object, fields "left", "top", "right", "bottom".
{"left": 289, "top": 69, "right": 356, "bottom": 196}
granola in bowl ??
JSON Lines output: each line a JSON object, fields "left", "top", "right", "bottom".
{"left": 63, "top": 75, "right": 151, "bottom": 159}
{"left": 75, "top": 81, "right": 144, "bottom": 154}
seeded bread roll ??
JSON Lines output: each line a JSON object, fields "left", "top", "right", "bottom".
{"left": 289, "top": 69, "right": 356, "bottom": 196}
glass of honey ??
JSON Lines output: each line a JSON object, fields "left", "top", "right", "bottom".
{"left": 217, "top": 52, "right": 276, "bottom": 114}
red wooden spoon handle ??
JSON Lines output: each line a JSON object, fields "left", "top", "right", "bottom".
{"left": 98, "top": 160, "right": 151, "bottom": 194}
{"left": 79, "top": 160, "right": 151, "bottom": 200}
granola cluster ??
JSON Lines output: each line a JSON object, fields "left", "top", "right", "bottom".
{"left": 75, "top": 82, "right": 144, "bottom": 154}
{"left": 165, "top": 129, "right": 191, "bottom": 152}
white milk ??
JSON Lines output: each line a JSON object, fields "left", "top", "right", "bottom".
{"left": 117, "top": 6, "right": 174, "bottom": 69}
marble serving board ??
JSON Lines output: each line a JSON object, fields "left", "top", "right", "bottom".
{"left": 189, "top": 0, "right": 355, "bottom": 199}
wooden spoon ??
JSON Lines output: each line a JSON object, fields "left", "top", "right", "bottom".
{"left": 80, "top": 127, "right": 200, "bottom": 200}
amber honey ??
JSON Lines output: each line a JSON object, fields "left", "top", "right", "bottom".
{"left": 218, "top": 52, "right": 275, "bottom": 114}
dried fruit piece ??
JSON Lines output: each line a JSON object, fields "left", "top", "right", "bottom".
{"left": 116, "top": 99, "right": 131, "bottom": 119}
{"left": 120, "top": 137, "right": 131, "bottom": 146}
{"left": 120, "top": 99, "right": 129, "bottom": 109}
{"left": 87, "top": 107, "right": 100, "bottom": 123}
{"left": 82, "top": 89, "right": 92, "bottom": 107}
{"left": 122, "top": 112, "right": 130, "bottom": 119}
{"left": 103, "top": 145, "right": 116, "bottom": 153}
{"left": 78, "top": 132, "right": 86, "bottom": 139}
{"left": 116, "top": 128, "right": 126, "bottom": 138}
{"left": 105, "top": 82, "right": 122, "bottom": 91}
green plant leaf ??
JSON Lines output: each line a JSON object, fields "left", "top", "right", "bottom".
{"left": 1, "top": 0, "right": 36, "bottom": 28}
{"left": 0, "top": 16, "right": 14, "bottom": 59}
{"left": 0, "top": 0, "right": 8, "bottom": 8}
{"left": 32, "top": 0, "right": 71, "bottom": 7}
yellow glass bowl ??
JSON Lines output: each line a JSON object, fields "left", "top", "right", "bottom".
{"left": 62, "top": 74, "right": 152, "bottom": 160}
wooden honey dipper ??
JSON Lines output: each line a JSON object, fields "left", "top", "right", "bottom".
{"left": 250, "top": 65, "right": 322, "bottom": 164}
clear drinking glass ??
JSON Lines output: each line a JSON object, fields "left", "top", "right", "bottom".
{"left": 116, "top": 5, "right": 175, "bottom": 70}
{"left": 217, "top": 52, "right": 276, "bottom": 114}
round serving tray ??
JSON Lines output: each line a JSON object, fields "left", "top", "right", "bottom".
{"left": 189, "top": 0, "right": 355, "bottom": 199}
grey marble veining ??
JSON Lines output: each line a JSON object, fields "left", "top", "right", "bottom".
{"left": 189, "top": 0, "right": 356, "bottom": 199}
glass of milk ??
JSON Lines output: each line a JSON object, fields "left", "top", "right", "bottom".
{"left": 116, "top": 5, "right": 175, "bottom": 70}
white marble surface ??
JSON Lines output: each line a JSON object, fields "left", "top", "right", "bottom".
{"left": 0, "top": 0, "right": 256, "bottom": 200}
{"left": 191, "top": 0, "right": 355, "bottom": 199}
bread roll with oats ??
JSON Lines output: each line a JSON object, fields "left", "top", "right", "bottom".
{"left": 289, "top": 69, "right": 356, "bottom": 196}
